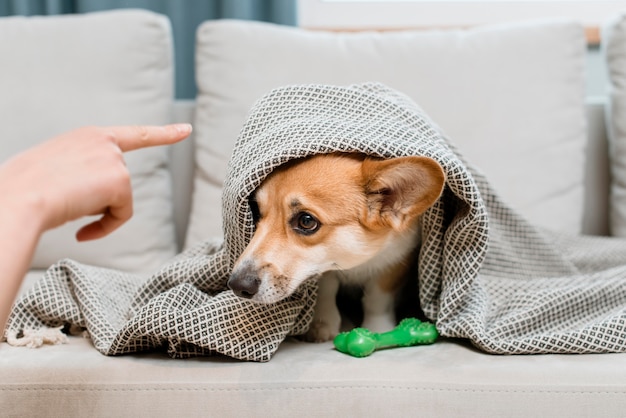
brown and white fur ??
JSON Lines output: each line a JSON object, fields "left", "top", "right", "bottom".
{"left": 227, "top": 153, "right": 445, "bottom": 342}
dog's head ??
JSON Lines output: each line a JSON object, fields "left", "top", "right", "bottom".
{"left": 227, "top": 153, "right": 445, "bottom": 303}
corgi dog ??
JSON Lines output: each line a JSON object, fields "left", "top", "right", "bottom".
{"left": 227, "top": 153, "right": 445, "bottom": 342}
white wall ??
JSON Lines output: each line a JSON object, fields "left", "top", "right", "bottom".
{"left": 587, "top": 47, "right": 607, "bottom": 98}
{"left": 298, "top": 0, "right": 625, "bottom": 31}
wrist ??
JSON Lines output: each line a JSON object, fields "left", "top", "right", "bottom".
{"left": 0, "top": 161, "right": 48, "bottom": 239}
{"left": 0, "top": 180, "right": 47, "bottom": 333}
{"left": 0, "top": 193, "right": 44, "bottom": 257}
{"left": 0, "top": 194, "right": 46, "bottom": 245}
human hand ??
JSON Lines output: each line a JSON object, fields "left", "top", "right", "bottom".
{"left": 0, "top": 124, "right": 192, "bottom": 241}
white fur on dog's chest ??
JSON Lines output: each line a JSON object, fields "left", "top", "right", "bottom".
{"left": 331, "top": 224, "right": 421, "bottom": 286}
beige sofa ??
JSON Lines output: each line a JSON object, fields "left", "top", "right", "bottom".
{"left": 2, "top": 9, "right": 626, "bottom": 417}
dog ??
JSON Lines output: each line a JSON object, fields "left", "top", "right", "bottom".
{"left": 227, "top": 152, "right": 445, "bottom": 342}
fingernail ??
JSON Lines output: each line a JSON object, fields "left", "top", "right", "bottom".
{"left": 176, "top": 123, "right": 193, "bottom": 134}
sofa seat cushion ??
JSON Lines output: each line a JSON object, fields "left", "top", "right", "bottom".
{"left": 1, "top": 336, "right": 625, "bottom": 417}
{"left": 0, "top": 10, "right": 177, "bottom": 273}
{"left": 6, "top": 272, "right": 625, "bottom": 416}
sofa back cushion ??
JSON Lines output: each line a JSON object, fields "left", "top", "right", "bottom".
{"left": 0, "top": 10, "right": 177, "bottom": 273}
{"left": 187, "top": 19, "right": 587, "bottom": 247}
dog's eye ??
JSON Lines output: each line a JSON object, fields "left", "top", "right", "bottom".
{"left": 291, "top": 212, "right": 320, "bottom": 235}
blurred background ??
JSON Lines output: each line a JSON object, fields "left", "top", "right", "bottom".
{"left": 0, "top": 0, "right": 621, "bottom": 100}
{"left": 0, "top": 0, "right": 297, "bottom": 99}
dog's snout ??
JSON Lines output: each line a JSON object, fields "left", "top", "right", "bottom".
{"left": 228, "top": 267, "right": 260, "bottom": 299}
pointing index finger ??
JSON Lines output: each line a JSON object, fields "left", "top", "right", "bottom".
{"left": 108, "top": 124, "right": 192, "bottom": 152}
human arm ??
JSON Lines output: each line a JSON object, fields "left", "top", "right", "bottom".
{"left": 0, "top": 124, "right": 192, "bottom": 331}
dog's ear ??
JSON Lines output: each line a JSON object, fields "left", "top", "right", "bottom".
{"left": 362, "top": 156, "right": 445, "bottom": 231}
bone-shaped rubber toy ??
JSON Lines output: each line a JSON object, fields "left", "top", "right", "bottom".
{"left": 333, "top": 318, "right": 438, "bottom": 358}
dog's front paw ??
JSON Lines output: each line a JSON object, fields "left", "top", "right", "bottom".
{"left": 362, "top": 314, "right": 397, "bottom": 334}
{"left": 303, "top": 319, "right": 340, "bottom": 343}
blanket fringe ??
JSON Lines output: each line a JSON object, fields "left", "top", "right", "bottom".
{"left": 6, "top": 326, "right": 68, "bottom": 348}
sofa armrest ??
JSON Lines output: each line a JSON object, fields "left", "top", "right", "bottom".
{"left": 582, "top": 96, "right": 611, "bottom": 235}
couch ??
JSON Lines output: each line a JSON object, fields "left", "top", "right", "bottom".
{"left": 1, "top": 9, "right": 626, "bottom": 417}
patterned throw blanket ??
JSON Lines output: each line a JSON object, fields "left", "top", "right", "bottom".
{"left": 5, "top": 83, "right": 626, "bottom": 361}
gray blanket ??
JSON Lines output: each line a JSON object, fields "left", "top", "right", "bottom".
{"left": 5, "top": 83, "right": 626, "bottom": 361}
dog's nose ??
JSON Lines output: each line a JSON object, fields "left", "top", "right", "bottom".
{"left": 227, "top": 268, "right": 260, "bottom": 299}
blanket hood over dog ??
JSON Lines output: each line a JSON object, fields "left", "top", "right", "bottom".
{"left": 5, "top": 83, "right": 626, "bottom": 361}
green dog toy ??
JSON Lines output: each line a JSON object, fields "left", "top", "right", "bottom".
{"left": 333, "top": 318, "right": 438, "bottom": 358}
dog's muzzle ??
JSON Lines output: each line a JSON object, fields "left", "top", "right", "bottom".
{"left": 227, "top": 263, "right": 260, "bottom": 299}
